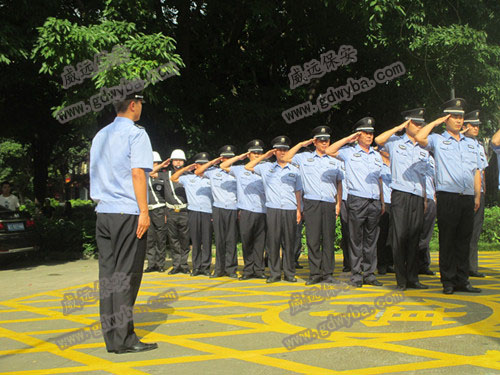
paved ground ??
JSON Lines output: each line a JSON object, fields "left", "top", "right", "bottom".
{"left": 0, "top": 252, "right": 499, "bottom": 375}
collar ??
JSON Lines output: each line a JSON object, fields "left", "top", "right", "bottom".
{"left": 114, "top": 116, "right": 134, "bottom": 126}
{"left": 443, "top": 130, "right": 465, "bottom": 142}
{"left": 354, "top": 143, "right": 375, "bottom": 154}
{"left": 272, "top": 161, "right": 290, "bottom": 170}
{"left": 313, "top": 150, "right": 329, "bottom": 158}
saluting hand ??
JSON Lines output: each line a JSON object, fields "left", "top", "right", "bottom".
{"left": 302, "top": 138, "right": 314, "bottom": 147}
{"left": 238, "top": 152, "right": 250, "bottom": 160}
{"left": 136, "top": 211, "right": 150, "bottom": 239}
{"left": 160, "top": 158, "right": 171, "bottom": 168}
{"left": 397, "top": 120, "right": 410, "bottom": 131}
{"left": 186, "top": 163, "right": 197, "bottom": 171}
{"left": 347, "top": 132, "right": 361, "bottom": 143}
{"left": 430, "top": 114, "right": 451, "bottom": 126}
{"left": 212, "top": 156, "right": 223, "bottom": 165}
{"left": 263, "top": 149, "right": 276, "bottom": 159}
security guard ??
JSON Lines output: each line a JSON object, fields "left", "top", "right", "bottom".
{"left": 418, "top": 154, "right": 436, "bottom": 276}
{"left": 145, "top": 151, "right": 168, "bottom": 273}
{"left": 246, "top": 136, "right": 303, "bottom": 283}
{"left": 326, "top": 117, "right": 384, "bottom": 288}
{"left": 196, "top": 146, "right": 239, "bottom": 278}
{"left": 375, "top": 108, "right": 429, "bottom": 290}
{"left": 376, "top": 147, "right": 393, "bottom": 276}
{"left": 284, "top": 126, "right": 342, "bottom": 285}
{"left": 415, "top": 98, "right": 482, "bottom": 294}
{"left": 90, "top": 92, "right": 158, "bottom": 353}
{"left": 463, "top": 111, "right": 488, "bottom": 278}
{"left": 220, "top": 140, "right": 267, "bottom": 280}
{"left": 164, "top": 149, "right": 190, "bottom": 275}
{"left": 492, "top": 128, "right": 500, "bottom": 189}
{"left": 171, "top": 153, "right": 213, "bottom": 276}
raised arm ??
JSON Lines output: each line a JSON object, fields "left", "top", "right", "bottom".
{"left": 245, "top": 149, "right": 275, "bottom": 172}
{"left": 170, "top": 163, "right": 196, "bottom": 182}
{"left": 195, "top": 157, "right": 222, "bottom": 176}
{"left": 220, "top": 152, "right": 249, "bottom": 172}
{"left": 283, "top": 138, "right": 314, "bottom": 163}
{"left": 375, "top": 120, "right": 409, "bottom": 146}
{"left": 325, "top": 132, "right": 360, "bottom": 156}
{"left": 415, "top": 115, "right": 450, "bottom": 148}
{"left": 151, "top": 158, "right": 171, "bottom": 174}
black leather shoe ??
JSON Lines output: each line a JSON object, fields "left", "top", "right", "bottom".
{"left": 322, "top": 276, "right": 339, "bottom": 284}
{"left": 364, "top": 279, "right": 383, "bottom": 286}
{"left": 378, "top": 267, "right": 387, "bottom": 275}
{"left": 191, "top": 270, "right": 201, "bottom": 276}
{"left": 266, "top": 277, "right": 280, "bottom": 283}
{"left": 295, "top": 263, "right": 304, "bottom": 269}
{"left": 180, "top": 268, "right": 190, "bottom": 274}
{"left": 454, "top": 284, "right": 481, "bottom": 293}
{"left": 158, "top": 267, "right": 165, "bottom": 273}
{"left": 210, "top": 272, "right": 226, "bottom": 278}
{"left": 115, "top": 341, "right": 158, "bottom": 354}
{"left": 469, "top": 271, "right": 485, "bottom": 278}
{"left": 386, "top": 266, "right": 395, "bottom": 273}
{"left": 396, "top": 284, "right": 407, "bottom": 291}
{"left": 228, "top": 273, "right": 238, "bottom": 279}
{"left": 342, "top": 267, "right": 351, "bottom": 273}
{"left": 169, "top": 268, "right": 180, "bottom": 275}
{"left": 284, "top": 276, "right": 297, "bottom": 282}
{"left": 420, "top": 269, "right": 435, "bottom": 275}
{"left": 443, "top": 286, "right": 454, "bottom": 294}
{"left": 305, "top": 277, "right": 322, "bottom": 286}
{"left": 407, "top": 282, "right": 429, "bottom": 289}
{"left": 239, "top": 274, "right": 253, "bottom": 280}
{"left": 144, "top": 266, "right": 157, "bottom": 273}
{"left": 349, "top": 280, "right": 363, "bottom": 288}
{"left": 254, "top": 274, "right": 267, "bottom": 279}
{"left": 201, "top": 270, "right": 211, "bottom": 276}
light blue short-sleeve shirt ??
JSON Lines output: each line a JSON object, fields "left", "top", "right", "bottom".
{"left": 426, "top": 131, "right": 479, "bottom": 196}
{"left": 204, "top": 168, "right": 237, "bottom": 210}
{"left": 292, "top": 151, "right": 341, "bottom": 203}
{"left": 493, "top": 144, "right": 500, "bottom": 189}
{"left": 253, "top": 162, "right": 302, "bottom": 210}
{"left": 229, "top": 165, "right": 266, "bottom": 213}
{"left": 90, "top": 117, "right": 153, "bottom": 214}
{"left": 337, "top": 144, "right": 382, "bottom": 200}
{"left": 425, "top": 155, "right": 436, "bottom": 201}
{"left": 178, "top": 174, "right": 213, "bottom": 213}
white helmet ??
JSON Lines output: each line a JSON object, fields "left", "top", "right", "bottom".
{"left": 170, "top": 149, "right": 186, "bottom": 161}
{"left": 152, "top": 151, "right": 162, "bottom": 163}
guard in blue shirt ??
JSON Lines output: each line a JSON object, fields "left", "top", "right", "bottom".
{"left": 418, "top": 154, "right": 436, "bottom": 276}
{"left": 375, "top": 108, "right": 430, "bottom": 290}
{"left": 220, "top": 140, "right": 267, "bottom": 280}
{"left": 196, "top": 145, "right": 239, "bottom": 278}
{"left": 326, "top": 117, "right": 384, "bottom": 288}
{"left": 171, "top": 152, "right": 213, "bottom": 276}
{"left": 415, "top": 98, "right": 482, "bottom": 294}
{"left": 492, "top": 128, "right": 500, "bottom": 189}
{"left": 376, "top": 148, "right": 394, "bottom": 276}
{"left": 246, "top": 136, "right": 303, "bottom": 283}
{"left": 90, "top": 93, "right": 158, "bottom": 354}
{"left": 284, "top": 126, "right": 342, "bottom": 285}
{"left": 463, "top": 110, "right": 488, "bottom": 278}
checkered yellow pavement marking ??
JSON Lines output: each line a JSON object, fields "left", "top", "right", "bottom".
{"left": 1, "top": 253, "right": 500, "bottom": 374}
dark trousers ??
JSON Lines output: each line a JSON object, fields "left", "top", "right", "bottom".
{"left": 166, "top": 209, "right": 190, "bottom": 271}
{"left": 212, "top": 207, "right": 238, "bottom": 275}
{"left": 469, "top": 193, "right": 485, "bottom": 272}
{"left": 347, "top": 195, "right": 381, "bottom": 283}
{"left": 340, "top": 200, "right": 350, "bottom": 270}
{"left": 294, "top": 219, "right": 304, "bottom": 263}
{"left": 436, "top": 192, "right": 474, "bottom": 288}
{"left": 418, "top": 199, "right": 436, "bottom": 272}
{"left": 146, "top": 207, "right": 167, "bottom": 268}
{"left": 188, "top": 210, "right": 213, "bottom": 272}
{"left": 377, "top": 203, "right": 393, "bottom": 272}
{"left": 96, "top": 213, "right": 146, "bottom": 352}
{"left": 390, "top": 191, "right": 424, "bottom": 286}
{"left": 239, "top": 210, "right": 266, "bottom": 276}
{"left": 303, "top": 199, "right": 336, "bottom": 279}
{"left": 266, "top": 208, "right": 297, "bottom": 279}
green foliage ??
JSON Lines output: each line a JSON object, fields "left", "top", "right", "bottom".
{"left": 481, "top": 206, "right": 500, "bottom": 244}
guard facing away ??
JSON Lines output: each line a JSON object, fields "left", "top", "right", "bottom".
{"left": 144, "top": 151, "right": 168, "bottom": 273}
{"left": 220, "top": 140, "right": 267, "bottom": 280}
{"left": 375, "top": 108, "right": 430, "bottom": 290}
{"left": 196, "top": 146, "right": 239, "bottom": 278}
{"left": 415, "top": 98, "right": 482, "bottom": 295}
{"left": 171, "top": 152, "right": 214, "bottom": 276}
{"left": 89, "top": 92, "right": 158, "bottom": 354}
{"left": 284, "top": 126, "right": 342, "bottom": 285}
{"left": 492, "top": 128, "right": 500, "bottom": 189}
{"left": 463, "top": 110, "right": 488, "bottom": 278}
{"left": 246, "top": 136, "right": 303, "bottom": 283}
{"left": 326, "top": 117, "right": 384, "bottom": 288}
